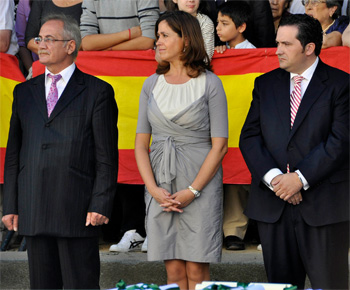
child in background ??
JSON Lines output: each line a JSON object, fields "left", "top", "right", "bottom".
{"left": 166, "top": 0, "right": 214, "bottom": 60}
{"left": 215, "top": 0, "right": 256, "bottom": 252}
{"left": 215, "top": 1, "right": 256, "bottom": 53}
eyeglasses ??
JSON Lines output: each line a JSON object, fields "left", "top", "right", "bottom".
{"left": 302, "top": 0, "right": 327, "bottom": 6}
{"left": 34, "top": 36, "right": 72, "bottom": 45}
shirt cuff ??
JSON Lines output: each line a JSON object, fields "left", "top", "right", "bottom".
{"left": 295, "top": 170, "right": 310, "bottom": 190}
{"left": 263, "top": 168, "right": 283, "bottom": 191}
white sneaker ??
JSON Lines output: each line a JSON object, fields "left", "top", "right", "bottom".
{"left": 109, "top": 230, "right": 145, "bottom": 252}
{"left": 141, "top": 236, "right": 148, "bottom": 252}
{"left": 257, "top": 244, "right": 262, "bottom": 251}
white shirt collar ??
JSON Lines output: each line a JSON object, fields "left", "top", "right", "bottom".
{"left": 45, "top": 62, "right": 76, "bottom": 85}
{"left": 290, "top": 57, "right": 319, "bottom": 81}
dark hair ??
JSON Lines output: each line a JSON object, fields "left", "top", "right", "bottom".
{"left": 279, "top": 14, "right": 322, "bottom": 56}
{"left": 155, "top": 11, "right": 212, "bottom": 77}
{"left": 326, "top": 0, "right": 342, "bottom": 19}
{"left": 218, "top": 1, "right": 251, "bottom": 28}
{"left": 166, "top": 0, "right": 210, "bottom": 16}
{"left": 42, "top": 14, "right": 81, "bottom": 59}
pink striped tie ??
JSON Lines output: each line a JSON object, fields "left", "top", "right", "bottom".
{"left": 287, "top": 75, "right": 303, "bottom": 173}
{"left": 290, "top": 75, "right": 303, "bottom": 128}
{"left": 47, "top": 73, "right": 62, "bottom": 117}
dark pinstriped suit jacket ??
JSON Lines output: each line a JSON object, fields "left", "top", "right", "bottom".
{"left": 3, "top": 67, "right": 119, "bottom": 237}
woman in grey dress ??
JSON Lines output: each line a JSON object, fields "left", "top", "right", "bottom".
{"left": 135, "top": 11, "right": 228, "bottom": 290}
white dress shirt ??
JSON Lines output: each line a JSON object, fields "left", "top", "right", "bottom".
{"left": 263, "top": 57, "right": 319, "bottom": 191}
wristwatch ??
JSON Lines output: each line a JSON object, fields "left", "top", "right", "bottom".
{"left": 188, "top": 185, "right": 201, "bottom": 198}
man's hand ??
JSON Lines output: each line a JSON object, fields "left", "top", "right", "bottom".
{"left": 287, "top": 191, "right": 303, "bottom": 205}
{"left": 2, "top": 214, "right": 18, "bottom": 231}
{"left": 272, "top": 173, "right": 303, "bottom": 201}
{"left": 85, "top": 212, "right": 109, "bottom": 226}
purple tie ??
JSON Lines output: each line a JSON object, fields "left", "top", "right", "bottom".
{"left": 47, "top": 73, "right": 62, "bottom": 117}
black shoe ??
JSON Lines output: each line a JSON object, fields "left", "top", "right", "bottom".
{"left": 224, "top": 235, "right": 245, "bottom": 251}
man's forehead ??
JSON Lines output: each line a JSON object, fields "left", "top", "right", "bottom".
{"left": 276, "top": 25, "right": 298, "bottom": 41}
{"left": 39, "top": 20, "right": 64, "bottom": 35}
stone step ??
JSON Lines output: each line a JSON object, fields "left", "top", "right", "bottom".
{"left": 2, "top": 242, "right": 333, "bottom": 289}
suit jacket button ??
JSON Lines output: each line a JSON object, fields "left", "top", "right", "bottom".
{"left": 288, "top": 146, "right": 294, "bottom": 151}
{"left": 45, "top": 123, "right": 50, "bottom": 127}
{"left": 42, "top": 144, "right": 47, "bottom": 149}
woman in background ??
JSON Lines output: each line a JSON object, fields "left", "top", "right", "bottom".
{"left": 269, "top": 0, "right": 292, "bottom": 32}
{"left": 135, "top": 11, "right": 228, "bottom": 290}
{"left": 304, "top": 0, "right": 349, "bottom": 48}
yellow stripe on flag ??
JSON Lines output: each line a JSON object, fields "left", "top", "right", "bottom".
{"left": 220, "top": 73, "right": 262, "bottom": 147}
{"left": 0, "top": 76, "right": 20, "bottom": 147}
{"left": 98, "top": 76, "right": 147, "bottom": 149}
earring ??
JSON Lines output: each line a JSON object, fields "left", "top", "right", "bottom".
{"left": 183, "top": 47, "right": 186, "bottom": 53}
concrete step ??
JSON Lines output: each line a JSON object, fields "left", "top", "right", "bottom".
{"left": 0, "top": 243, "right": 316, "bottom": 289}
{"left": 0, "top": 243, "right": 268, "bottom": 289}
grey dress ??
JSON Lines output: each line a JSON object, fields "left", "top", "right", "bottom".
{"left": 136, "top": 71, "right": 228, "bottom": 263}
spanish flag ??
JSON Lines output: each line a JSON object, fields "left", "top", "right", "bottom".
{"left": 0, "top": 53, "right": 26, "bottom": 183}
{"left": 1, "top": 47, "right": 349, "bottom": 184}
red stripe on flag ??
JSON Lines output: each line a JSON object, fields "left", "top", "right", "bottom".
{"left": 117, "top": 147, "right": 251, "bottom": 185}
{"left": 33, "top": 47, "right": 349, "bottom": 78}
{"left": 33, "top": 50, "right": 159, "bottom": 77}
{"left": 222, "top": 147, "right": 251, "bottom": 184}
{"left": 0, "top": 53, "right": 25, "bottom": 82}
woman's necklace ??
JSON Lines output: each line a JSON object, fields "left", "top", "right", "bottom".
{"left": 323, "top": 19, "right": 335, "bottom": 34}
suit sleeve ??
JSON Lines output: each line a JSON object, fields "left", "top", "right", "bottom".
{"left": 3, "top": 86, "right": 22, "bottom": 215}
{"left": 88, "top": 82, "right": 119, "bottom": 218}
{"left": 239, "top": 77, "right": 280, "bottom": 182}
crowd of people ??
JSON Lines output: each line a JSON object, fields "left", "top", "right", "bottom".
{"left": 0, "top": 0, "right": 349, "bottom": 289}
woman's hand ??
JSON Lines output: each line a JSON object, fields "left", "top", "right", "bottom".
{"left": 161, "top": 188, "right": 195, "bottom": 212}
{"left": 151, "top": 186, "right": 182, "bottom": 211}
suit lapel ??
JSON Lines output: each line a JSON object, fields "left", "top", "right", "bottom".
{"left": 274, "top": 69, "right": 291, "bottom": 133}
{"left": 31, "top": 74, "right": 49, "bottom": 120}
{"left": 288, "top": 60, "right": 328, "bottom": 141}
{"left": 48, "top": 68, "right": 86, "bottom": 120}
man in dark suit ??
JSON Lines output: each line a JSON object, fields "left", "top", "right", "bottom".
{"left": 2, "top": 14, "right": 118, "bottom": 289}
{"left": 240, "top": 14, "right": 349, "bottom": 289}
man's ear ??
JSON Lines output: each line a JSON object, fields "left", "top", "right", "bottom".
{"left": 66, "top": 40, "right": 76, "bottom": 56}
{"left": 305, "top": 42, "right": 316, "bottom": 56}
{"left": 238, "top": 23, "right": 247, "bottom": 34}
{"left": 172, "top": 0, "right": 177, "bottom": 4}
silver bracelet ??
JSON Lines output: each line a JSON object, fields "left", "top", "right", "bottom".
{"left": 188, "top": 185, "right": 201, "bottom": 198}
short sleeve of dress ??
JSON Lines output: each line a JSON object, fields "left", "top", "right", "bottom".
{"left": 136, "top": 74, "right": 158, "bottom": 134}
{"left": 206, "top": 71, "right": 228, "bottom": 138}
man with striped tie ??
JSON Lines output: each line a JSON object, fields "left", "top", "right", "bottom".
{"left": 240, "top": 14, "right": 349, "bottom": 289}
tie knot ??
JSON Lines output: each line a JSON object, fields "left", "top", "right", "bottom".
{"left": 293, "top": 75, "right": 303, "bottom": 85}
{"left": 48, "top": 73, "right": 62, "bottom": 84}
